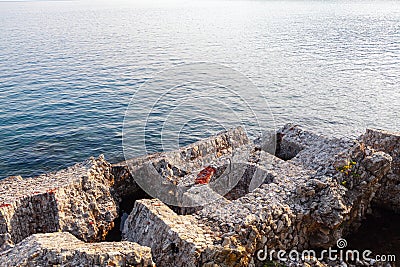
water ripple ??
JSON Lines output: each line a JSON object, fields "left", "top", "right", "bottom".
{"left": 0, "top": 0, "right": 399, "bottom": 179}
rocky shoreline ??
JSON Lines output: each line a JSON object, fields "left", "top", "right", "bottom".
{"left": 0, "top": 124, "right": 399, "bottom": 267}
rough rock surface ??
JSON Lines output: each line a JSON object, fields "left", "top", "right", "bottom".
{"left": 361, "top": 128, "right": 400, "bottom": 213}
{"left": 112, "top": 126, "right": 251, "bottom": 207}
{"left": 122, "top": 124, "right": 393, "bottom": 266}
{"left": 275, "top": 123, "right": 355, "bottom": 170}
{"left": 0, "top": 155, "right": 118, "bottom": 250}
{"left": 0, "top": 124, "right": 397, "bottom": 267}
{"left": 0, "top": 232, "right": 154, "bottom": 267}
{"left": 112, "top": 153, "right": 162, "bottom": 202}
{"left": 123, "top": 198, "right": 260, "bottom": 267}
{"left": 123, "top": 199, "right": 215, "bottom": 267}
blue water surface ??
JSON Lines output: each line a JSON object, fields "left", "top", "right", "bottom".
{"left": 0, "top": 0, "right": 399, "bottom": 179}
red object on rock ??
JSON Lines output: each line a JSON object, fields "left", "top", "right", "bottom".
{"left": 195, "top": 166, "right": 216, "bottom": 185}
{"left": 46, "top": 188, "right": 57, "bottom": 195}
{"left": 0, "top": 203, "right": 11, "bottom": 208}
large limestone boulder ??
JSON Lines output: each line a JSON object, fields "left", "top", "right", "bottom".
{"left": 0, "top": 232, "right": 154, "bottom": 267}
{"left": 362, "top": 129, "right": 400, "bottom": 213}
{"left": 123, "top": 199, "right": 217, "bottom": 267}
{"left": 123, "top": 198, "right": 255, "bottom": 267}
{"left": 112, "top": 126, "right": 252, "bottom": 207}
{"left": 0, "top": 155, "right": 118, "bottom": 250}
{"left": 122, "top": 124, "right": 392, "bottom": 266}
{"left": 1, "top": 124, "right": 394, "bottom": 266}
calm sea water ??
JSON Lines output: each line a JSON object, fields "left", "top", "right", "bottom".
{"left": 0, "top": 0, "right": 399, "bottom": 179}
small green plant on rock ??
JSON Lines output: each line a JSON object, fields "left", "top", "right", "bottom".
{"left": 336, "top": 160, "right": 360, "bottom": 188}
{"left": 336, "top": 160, "right": 360, "bottom": 177}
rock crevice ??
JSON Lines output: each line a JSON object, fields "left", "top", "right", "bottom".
{"left": 0, "top": 124, "right": 398, "bottom": 267}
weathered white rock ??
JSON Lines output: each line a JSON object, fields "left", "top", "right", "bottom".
{"left": 121, "top": 124, "right": 393, "bottom": 266}
{"left": 0, "top": 155, "right": 118, "bottom": 250}
{"left": 123, "top": 199, "right": 213, "bottom": 267}
{"left": 113, "top": 126, "right": 252, "bottom": 207}
{"left": 1, "top": 124, "right": 396, "bottom": 267}
{"left": 0, "top": 232, "right": 154, "bottom": 267}
{"left": 274, "top": 123, "right": 355, "bottom": 171}
{"left": 123, "top": 199, "right": 253, "bottom": 267}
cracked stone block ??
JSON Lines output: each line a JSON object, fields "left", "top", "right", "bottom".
{"left": 112, "top": 127, "right": 251, "bottom": 208}
{"left": 115, "top": 126, "right": 249, "bottom": 175}
{"left": 112, "top": 153, "right": 162, "bottom": 202}
{"left": 196, "top": 141, "right": 391, "bottom": 259}
{"left": 122, "top": 125, "right": 392, "bottom": 267}
{"left": 0, "top": 155, "right": 118, "bottom": 250}
{"left": 0, "top": 232, "right": 154, "bottom": 267}
{"left": 122, "top": 199, "right": 213, "bottom": 267}
{"left": 274, "top": 123, "right": 331, "bottom": 161}
{"left": 274, "top": 124, "right": 356, "bottom": 172}
{"left": 362, "top": 129, "right": 400, "bottom": 213}
{"left": 122, "top": 199, "right": 249, "bottom": 267}
{"left": 2, "top": 124, "right": 394, "bottom": 267}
